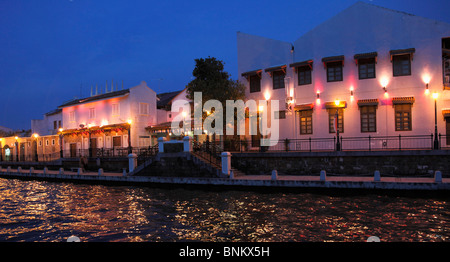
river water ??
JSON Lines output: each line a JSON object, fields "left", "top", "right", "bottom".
{"left": 0, "top": 177, "right": 448, "bottom": 242}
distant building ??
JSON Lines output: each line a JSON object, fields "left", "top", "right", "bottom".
{"left": 31, "top": 108, "right": 62, "bottom": 136}
{"left": 237, "top": 2, "right": 450, "bottom": 150}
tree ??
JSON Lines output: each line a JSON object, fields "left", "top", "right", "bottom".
{"left": 186, "top": 56, "right": 245, "bottom": 107}
{"left": 186, "top": 57, "right": 246, "bottom": 146}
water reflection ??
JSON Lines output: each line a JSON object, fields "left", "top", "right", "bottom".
{"left": 0, "top": 178, "right": 448, "bottom": 242}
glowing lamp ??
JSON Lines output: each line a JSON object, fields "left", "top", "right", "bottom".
{"left": 432, "top": 93, "right": 439, "bottom": 100}
{"left": 14, "top": 136, "right": 18, "bottom": 140}
{"left": 264, "top": 91, "right": 271, "bottom": 101}
{"left": 258, "top": 105, "right": 264, "bottom": 112}
{"left": 334, "top": 99, "right": 340, "bottom": 106}
{"left": 127, "top": 119, "right": 132, "bottom": 125}
{"left": 33, "top": 133, "right": 39, "bottom": 138}
{"left": 58, "top": 128, "right": 64, "bottom": 132}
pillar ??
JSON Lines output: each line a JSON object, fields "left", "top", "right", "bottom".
{"left": 271, "top": 170, "right": 278, "bottom": 180}
{"left": 157, "top": 137, "right": 166, "bottom": 153}
{"left": 128, "top": 153, "right": 137, "bottom": 173}
{"left": 374, "top": 170, "right": 381, "bottom": 182}
{"left": 221, "top": 152, "right": 231, "bottom": 175}
{"left": 320, "top": 170, "right": 326, "bottom": 181}
{"left": 183, "top": 136, "right": 192, "bottom": 152}
{"left": 434, "top": 170, "right": 442, "bottom": 183}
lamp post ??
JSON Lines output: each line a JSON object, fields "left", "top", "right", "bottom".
{"left": 334, "top": 100, "right": 341, "bottom": 151}
{"left": 127, "top": 119, "right": 132, "bottom": 154}
{"left": 0, "top": 138, "right": 3, "bottom": 162}
{"left": 59, "top": 128, "right": 64, "bottom": 158}
{"left": 433, "top": 92, "right": 439, "bottom": 150}
{"left": 33, "top": 133, "right": 39, "bottom": 161}
{"left": 14, "top": 136, "right": 18, "bottom": 162}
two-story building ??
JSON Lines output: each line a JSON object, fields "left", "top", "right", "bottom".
{"left": 58, "top": 81, "right": 157, "bottom": 157}
{"left": 238, "top": 2, "right": 450, "bottom": 151}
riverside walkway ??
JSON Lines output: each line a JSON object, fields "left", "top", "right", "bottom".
{"left": 0, "top": 166, "right": 449, "bottom": 191}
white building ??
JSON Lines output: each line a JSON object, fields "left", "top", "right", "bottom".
{"left": 237, "top": 2, "right": 450, "bottom": 150}
{"left": 31, "top": 108, "right": 62, "bottom": 136}
{"left": 58, "top": 81, "right": 157, "bottom": 157}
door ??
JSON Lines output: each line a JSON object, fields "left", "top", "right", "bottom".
{"left": 90, "top": 138, "right": 97, "bottom": 156}
{"left": 446, "top": 118, "right": 450, "bottom": 145}
{"left": 70, "top": 143, "right": 77, "bottom": 158}
{"left": 20, "top": 143, "right": 25, "bottom": 161}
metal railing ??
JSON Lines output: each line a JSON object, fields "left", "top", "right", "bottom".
{"left": 192, "top": 140, "right": 223, "bottom": 168}
{"left": 219, "top": 133, "right": 447, "bottom": 153}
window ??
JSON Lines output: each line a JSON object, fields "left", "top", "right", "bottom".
{"left": 112, "top": 136, "right": 122, "bottom": 147}
{"left": 249, "top": 74, "right": 261, "bottom": 93}
{"left": 58, "top": 121, "right": 61, "bottom": 128}
{"left": 395, "top": 104, "right": 412, "bottom": 131}
{"left": 275, "top": 110, "right": 286, "bottom": 119}
{"left": 358, "top": 58, "right": 376, "bottom": 79}
{"left": 326, "top": 61, "right": 343, "bottom": 82}
{"left": 69, "top": 111, "right": 75, "bottom": 122}
{"left": 272, "top": 70, "right": 285, "bottom": 89}
{"left": 112, "top": 103, "right": 119, "bottom": 116}
{"left": 328, "top": 108, "right": 344, "bottom": 133}
{"left": 53, "top": 121, "right": 57, "bottom": 130}
{"left": 297, "top": 66, "right": 312, "bottom": 85}
{"left": 140, "top": 103, "right": 149, "bottom": 115}
{"left": 46, "top": 140, "right": 49, "bottom": 146}
{"left": 299, "top": 110, "right": 313, "bottom": 135}
{"left": 52, "top": 139, "right": 55, "bottom": 145}
{"left": 89, "top": 108, "right": 96, "bottom": 119}
{"left": 360, "top": 105, "right": 377, "bottom": 132}
{"left": 393, "top": 54, "right": 411, "bottom": 76}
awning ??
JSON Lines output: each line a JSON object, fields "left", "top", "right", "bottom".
{"left": 392, "top": 96, "right": 415, "bottom": 104}
{"left": 289, "top": 60, "right": 313, "bottom": 70}
{"left": 264, "top": 65, "right": 286, "bottom": 76}
{"left": 241, "top": 69, "right": 262, "bottom": 78}
{"left": 390, "top": 48, "right": 415, "bottom": 61}
{"left": 442, "top": 109, "right": 450, "bottom": 118}
{"left": 357, "top": 99, "right": 379, "bottom": 106}
{"left": 294, "top": 103, "right": 314, "bottom": 111}
{"left": 325, "top": 101, "right": 347, "bottom": 109}
{"left": 354, "top": 52, "right": 377, "bottom": 64}
{"left": 322, "top": 55, "right": 344, "bottom": 68}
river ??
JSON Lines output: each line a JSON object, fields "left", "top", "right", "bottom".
{"left": 0, "top": 177, "right": 448, "bottom": 242}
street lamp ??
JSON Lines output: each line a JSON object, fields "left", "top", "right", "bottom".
{"left": 58, "top": 128, "right": 64, "bottom": 158}
{"left": 433, "top": 92, "right": 439, "bottom": 150}
{"left": 127, "top": 119, "right": 132, "bottom": 154}
{"left": 334, "top": 100, "right": 341, "bottom": 151}
{"left": 33, "top": 133, "right": 39, "bottom": 161}
{"left": 14, "top": 136, "right": 18, "bottom": 161}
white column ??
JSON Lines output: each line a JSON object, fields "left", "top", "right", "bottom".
{"left": 157, "top": 137, "right": 166, "bottom": 153}
{"left": 221, "top": 152, "right": 231, "bottom": 175}
{"left": 320, "top": 170, "right": 326, "bottom": 181}
{"left": 183, "top": 136, "right": 192, "bottom": 152}
{"left": 128, "top": 153, "right": 137, "bottom": 173}
{"left": 271, "top": 170, "right": 278, "bottom": 180}
{"left": 374, "top": 170, "right": 381, "bottom": 182}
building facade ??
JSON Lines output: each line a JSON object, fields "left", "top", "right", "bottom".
{"left": 237, "top": 2, "right": 450, "bottom": 151}
{"left": 58, "top": 81, "right": 157, "bottom": 157}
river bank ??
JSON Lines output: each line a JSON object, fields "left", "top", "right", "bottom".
{"left": 0, "top": 167, "right": 449, "bottom": 191}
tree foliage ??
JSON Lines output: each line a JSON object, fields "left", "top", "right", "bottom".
{"left": 186, "top": 57, "right": 245, "bottom": 106}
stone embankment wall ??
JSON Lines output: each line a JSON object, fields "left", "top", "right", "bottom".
{"left": 231, "top": 150, "right": 450, "bottom": 177}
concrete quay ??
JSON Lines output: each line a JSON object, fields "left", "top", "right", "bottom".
{"left": 0, "top": 166, "right": 449, "bottom": 191}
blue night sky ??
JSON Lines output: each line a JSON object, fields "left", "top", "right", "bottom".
{"left": 1, "top": 0, "right": 449, "bottom": 130}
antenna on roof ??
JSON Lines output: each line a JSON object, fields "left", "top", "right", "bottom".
{"left": 105, "top": 80, "right": 108, "bottom": 93}
{"left": 90, "top": 85, "right": 93, "bottom": 96}
{"left": 111, "top": 79, "right": 114, "bottom": 92}
{"left": 122, "top": 80, "right": 124, "bottom": 90}
{"left": 95, "top": 84, "right": 98, "bottom": 95}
